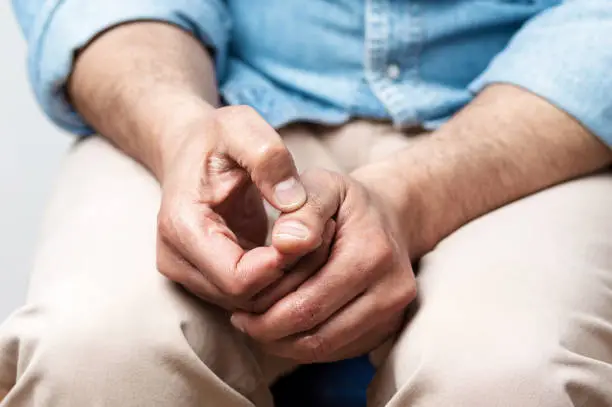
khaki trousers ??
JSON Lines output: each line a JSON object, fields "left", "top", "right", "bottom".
{"left": 1, "top": 120, "right": 612, "bottom": 406}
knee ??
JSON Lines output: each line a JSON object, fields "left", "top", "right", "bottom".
{"left": 400, "top": 340, "right": 570, "bottom": 406}
{"left": 2, "top": 295, "right": 264, "bottom": 406}
{"left": 33, "top": 296, "right": 184, "bottom": 384}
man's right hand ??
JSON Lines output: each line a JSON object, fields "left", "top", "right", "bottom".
{"left": 68, "top": 22, "right": 330, "bottom": 311}
{"left": 155, "top": 104, "right": 327, "bottom": 310}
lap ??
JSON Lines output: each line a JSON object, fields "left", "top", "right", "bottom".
{"left": 2, "top": 122, "right": 610, "bottom": 407}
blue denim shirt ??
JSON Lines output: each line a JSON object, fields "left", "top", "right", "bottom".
{"left": 12, "top": 0, "right": 612, "bottom": 146}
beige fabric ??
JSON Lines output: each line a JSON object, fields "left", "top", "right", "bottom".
{"left": 1, "top": 120, "right": 612, "bottom": 406}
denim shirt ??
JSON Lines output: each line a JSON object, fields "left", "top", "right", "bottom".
{"left": 11, "top": 0, "right": 612, "bottom": 146}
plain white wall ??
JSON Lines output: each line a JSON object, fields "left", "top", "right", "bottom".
{"left": 0, "top": 3, "right": 71, "bottom": 321}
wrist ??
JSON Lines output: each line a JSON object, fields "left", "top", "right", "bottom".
{"left": 351, "top": 162, "right": 437, "bottom": 260}
{"left": 140, "top": 90, "right": 216, "bottom": 181}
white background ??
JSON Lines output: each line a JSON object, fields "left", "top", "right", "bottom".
{"left": 0, "top": 3, "right": 71, "bottom": 320}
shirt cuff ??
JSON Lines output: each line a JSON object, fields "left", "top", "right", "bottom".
{"left": 469, "top": 3, "right": 612, "bottom": 147}
{"left": 26, "top": 0, "right": 230, "bottom": 135}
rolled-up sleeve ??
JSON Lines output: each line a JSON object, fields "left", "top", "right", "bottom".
{"left": 469, "top": 1, "right": 612, "bottom": 147}
{"left": 12, "top": 0, "right": 230, "bottom": 135}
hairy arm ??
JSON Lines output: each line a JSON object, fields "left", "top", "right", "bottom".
{"left": 68, "top": 22, "right": 218, "bottom": 181}
{"left": 356, "top": 84, "right": 612, "bottom": 258}
{"left": 66, "top": 21, "right": 314, "bottom": 309}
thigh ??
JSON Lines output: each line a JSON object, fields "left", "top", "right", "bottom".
{"left": 0, "top": 137, "right": 273, "bottom": 406}
{"left": 370, "top": 171, "right": 612, "bottom": 407}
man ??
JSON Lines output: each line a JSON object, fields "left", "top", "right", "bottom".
{"left": 1, "top": 0, "right": 611, "bottom": 406}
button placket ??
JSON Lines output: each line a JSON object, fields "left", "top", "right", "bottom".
{"left": 365, "top": 0, "right": 419, "bottom": 125}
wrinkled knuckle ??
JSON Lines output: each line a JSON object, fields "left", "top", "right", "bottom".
{"left": 291, "top": 297, "right": 322, "bottom": 332}
{"left": 221, "top": 278, "right": 251, "bottom": 300}
{"left": 298, "top": 334, "right": 330, "bottom": 363}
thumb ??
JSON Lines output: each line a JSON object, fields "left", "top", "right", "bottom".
{"left": 271, "top": 169, "right": 343, "bottom": 255}
{"left": 214, "top": 106, "right": 307, "bottom": 212}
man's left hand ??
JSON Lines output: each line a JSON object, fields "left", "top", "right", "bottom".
{"left": 230, "top": 168, "right": 417, "bottom": 363}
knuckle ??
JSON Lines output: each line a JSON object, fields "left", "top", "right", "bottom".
{"left": 155, "top": 250, "right": 185, "bottom": 284}
{"left": 379, "top": 282, "right": 417, "bottom": 317}
{"left": 157, "top": 206, "right": 181, "bottom": 243}
{"left": 290, "top": 296, "right": 323, "bottom": 332}
{"left": 226, "top": 280, "right": 253, "bottom": 300}
{"left": 155, "top": 256, "right": 175, "bottom": 281}
{"left": 298, "top": 334, "right": 330, "bottom": 363}
{"left": 401, "top": 278, "right": 418, "bottom": 306}
{"left": 156, "top": 204, "right": 171, "bottom": 229}
{"left": 371, "top": 234, "right": 395, "bottom": 270}
{"left": 253, "top": 142, "right": 291, "bottom": 169}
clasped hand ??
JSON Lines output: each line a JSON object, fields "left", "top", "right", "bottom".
{"left": 156, "top": 106, "right": 416, "bottom": 363}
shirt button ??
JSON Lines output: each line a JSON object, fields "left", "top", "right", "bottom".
{"left": 386, "top": 64, "right": 401, "bottom": 80}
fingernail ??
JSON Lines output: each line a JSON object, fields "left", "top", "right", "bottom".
{"left": 274, "top": 220, "right": 310, "bottom": 241}
{"left": 231, "top": 315, "right": 246, "bottom": 333}
{"left": 274, "top": 177, "right": 307, "bottom": 209}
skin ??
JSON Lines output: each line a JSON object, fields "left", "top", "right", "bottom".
{"left": 233, "top": 84, "right": 612, "bottom": 362}
{"left": 69, "top": 22, "right": 612, "bottom": 363}
{"left": 69, "top": 22, "right": 332, "bottom": 311}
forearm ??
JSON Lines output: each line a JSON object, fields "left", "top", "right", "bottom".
{"left": 357, "top": 84, "right": 612, "bottom": 258}
{"left": 68, "top": 21, "right": 219, "bottom": 180}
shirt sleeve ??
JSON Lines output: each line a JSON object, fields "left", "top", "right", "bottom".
{"left": 11, "top": 0, "right": 231, "bottom": 135}
{"left": 469, "top": 0, "right": 612, "bottom": 147}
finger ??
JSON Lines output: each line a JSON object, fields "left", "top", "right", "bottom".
{"left": 271, "top": 169, "right": 344, "bottom": 255}
{"left": 316, "top": 315, "right": 402, "bottom": 363}
{"left": 330, "top": 317, "right": 402, "bottom": 362}
{"left": 215, "top": 182, "right": 269, "bottom": 249}
{"left": 261, "top": 280, "right": 412, "bottom": 363}
{"left": 230, "top": 234, "right": 386, "bottom": 342}
{"left": 213, "top": 106, "right": 306, "bottom": 211}
{"left": 271, "top": 314, "right": 402, "bottom": 363}
{"left": 157, "top": 240, "right": 236, "bottom": 309}
{"left": 249, "top": 219, "right": 336, "bottom": 313}
{"left": 158, "top": 206, "right": 285, "bottom": 300}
